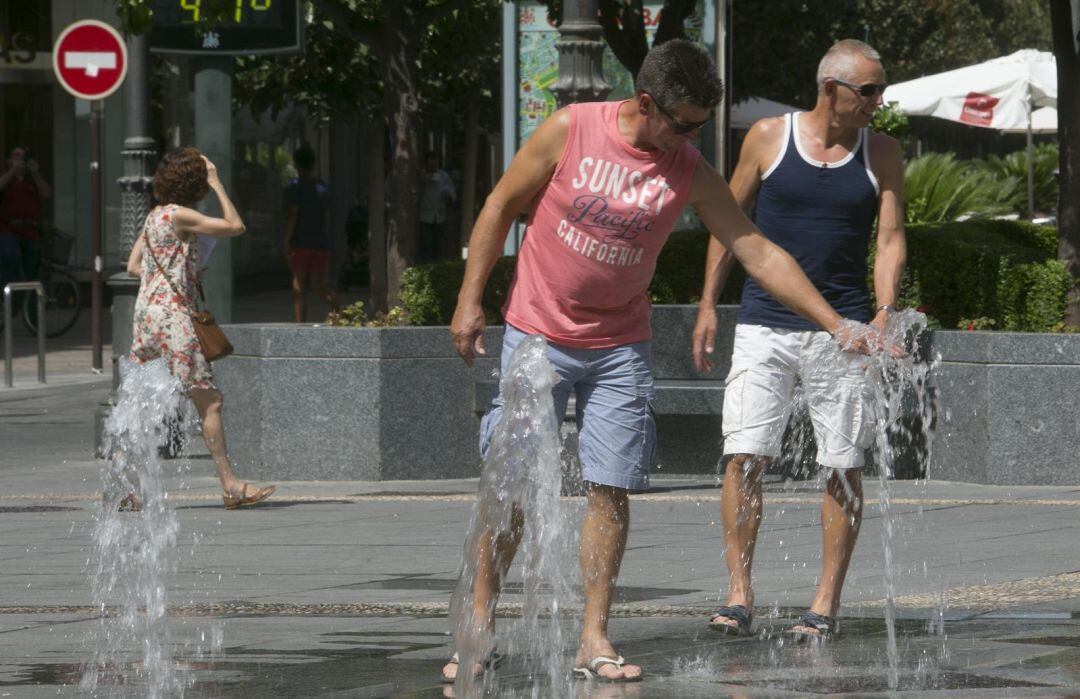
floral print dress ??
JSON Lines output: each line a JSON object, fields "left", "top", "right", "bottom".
{"left": 130, "top": 204, "right": 214, "bottom": 391}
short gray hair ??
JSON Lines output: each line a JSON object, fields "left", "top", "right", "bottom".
{"left": 816, "top": 39, "right": 882, "bottom": 92}
{"left": 636, "top": 39, "right": 724, "bottom": 112}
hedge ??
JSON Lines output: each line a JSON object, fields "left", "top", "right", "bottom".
{"left": 400, "top": 220, "right": 1071, "bottom": 332}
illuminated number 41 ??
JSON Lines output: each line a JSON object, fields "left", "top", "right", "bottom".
{"left": 180, "top": 1, "right": 271, "bottom": 23}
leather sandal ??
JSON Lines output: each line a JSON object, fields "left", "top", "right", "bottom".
{"left": 785, "top": 610, "right": 838, "bottom": 642}
{"left": 118, "top": 493, "right": 142, "bottom": 512}
{"left": 223, "top": 483, "right": 276, "bottom": 510}
{"left": 709, "top": 604, "right": 753, "bottom": 636}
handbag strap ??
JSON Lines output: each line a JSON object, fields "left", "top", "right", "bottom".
{"left": 142, "top": 210, "right": 206, "bottom": 313}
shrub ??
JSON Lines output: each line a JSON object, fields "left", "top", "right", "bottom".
{"left": 399, "top": 256, "right": 516, "bottom": 325}
{"left": 904, "top": 152, "right": 1019, "bottom": 223}
{"left": 976, "top": 142, "right": 1059, "bottom": 216}
{"left": 902, "top": 221, "right": 1068, "bottom": 331}
{"left": 399, "top": 221, "right": 1070, "bottom": 332}
{"left": 871, "top": 102, "right": 909, "bottom": 139}
{"left": 324, "top": 301, "right": 410, "bottom": 327}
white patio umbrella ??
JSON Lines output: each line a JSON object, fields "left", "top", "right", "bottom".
{"left": 882, "top": 49, "right": 1057, "bottom": 217}
{"left": 1001, "top": 106, "right": 1057, "bottom": 134}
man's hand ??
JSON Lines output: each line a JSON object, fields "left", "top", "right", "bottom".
{"left": 692, "top": 303, "right": 718, "bottom": 373}
{"left": 832, "top": 321, "right": 906, "bottom": 358}
{"left": 870, "top": 308, "right": 891, "bottom": 334}
{"left": 26, "top": 159, "right": 39, "bottom": 175}
{"left": 450, "top": 300, "right": 487, "bottom": 367}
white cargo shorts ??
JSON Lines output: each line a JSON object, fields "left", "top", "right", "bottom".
{"left": 721, "top": 324, "right": 875, "bottom": 469}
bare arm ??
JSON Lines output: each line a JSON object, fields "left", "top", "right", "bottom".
{"left": 27, "top": 160, "right": 50, "bottom": 200}
{"left": 869, "top": 134, "right": 907, "bottom": 331}
{"left": 172, "top": 158, "right": 245, "bottom": 239}
{"left": 692, "top": 118, "right": 778, "bottom": 371}
{"left": 127, "top": 234, "right": 145, "bottom": 277}
{"left": 449, "top": 108, "right": 570, "bottom": 365}
{"left": 0, "top": 168, "right": 17, "bottom": 192}
{"left": 283, "top": 204, "right": 298, "bottom": 257}
{"left": 689, "top": 158, "right": 844, "bottom": 336}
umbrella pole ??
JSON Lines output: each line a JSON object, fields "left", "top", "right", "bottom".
{"left": 1026, "top": 118, "right": 1035, "bottom": 219}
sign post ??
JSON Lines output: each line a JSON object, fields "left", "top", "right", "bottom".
{"left": 52, "top": 20, "right": 128, "bottom": 372}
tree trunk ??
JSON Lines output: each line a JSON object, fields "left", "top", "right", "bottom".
{"left": 381, "top": 4, "right": 423, "bottom": 308}
{"left": 367, "top": 122, "right": 388, "bottom": 313}
{"left": 459, "top": 97, "right": 480, "bottom": 252}
{"left": 1050, "top": 1, "right": 1080, "bottom": 326}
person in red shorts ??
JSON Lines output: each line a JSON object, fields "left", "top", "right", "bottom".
{"left": 283, "top": 144, "right": 339, "bottom": 322}
{"left": 0, "top": 146, "right": 51, "bottom": 289}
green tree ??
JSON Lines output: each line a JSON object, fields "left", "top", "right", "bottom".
{"left": 731, "top": 0, "right": 1050, "bottom": 108}
{"left": 116, "top": 0, "right": 502, "bottom": 311}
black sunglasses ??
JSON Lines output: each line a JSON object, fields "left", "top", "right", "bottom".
{"left": 644, "top": 93, "right": 714, "bottom": 134}
{"left": 831, "top": 78, "right": 887, "bottom": 98}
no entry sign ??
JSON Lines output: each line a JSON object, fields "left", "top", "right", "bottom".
{"left": 52, "top": 20, "right": 128, "bottom": 101}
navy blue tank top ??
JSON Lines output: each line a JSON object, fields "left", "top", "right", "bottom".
{"left": 737, "top": 112, "right": 879, "bottom": 330}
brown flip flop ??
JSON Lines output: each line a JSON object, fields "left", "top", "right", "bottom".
{"left": 223, "top": 483, "right": 276, "bottom": 510}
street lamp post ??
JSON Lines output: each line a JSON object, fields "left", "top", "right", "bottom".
{"left": 550, "top": 0, "right": 610, "bottom": 496}
{"left": 550, "top": 0, "right": 612, "bottom": 107}
{"left": 109, "top": 32, "right": 156, "bottom": 389}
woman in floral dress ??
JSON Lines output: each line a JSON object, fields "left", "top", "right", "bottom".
{"left": 128, "top": 147, "right": 274, "bottom": 509}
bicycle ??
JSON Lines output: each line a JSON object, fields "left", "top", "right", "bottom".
{"left": 0, "top": 229, "right": 81, "bottom": 338}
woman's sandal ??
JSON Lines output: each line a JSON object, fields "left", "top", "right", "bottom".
{"left": 118, "top": 493, "right": 142, "bottom": 512}
{"left": 572, "top": 655, "right": 643, "bottom": 683}
{"left": 222, "top": 483, "right": 276, "bottom": 510}
{"left": 708, "top": 604, "right": 753, "bottom": 636}
{"left": 785, "top": 610, "right": 837, "bottom": 642}
{"left": 440, "top": 650, "right": 502, "bottom": 683}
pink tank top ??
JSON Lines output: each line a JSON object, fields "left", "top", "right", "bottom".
{"left": 503, "top": 101, "right": 700, "bottom": 348}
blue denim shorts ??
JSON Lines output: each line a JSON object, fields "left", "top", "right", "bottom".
{"left": 480, "top": 324, "right": 657, "bottom": 491}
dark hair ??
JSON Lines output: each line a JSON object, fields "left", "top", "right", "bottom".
{"left": 152, "top": 147, "right": 209, "bottom": 207}
{"left": 293, "top": 144, "right": 316, "bottom": 171}
{"left": 635, "top": 39, "right": 724, "bottom": 112}
{"left": 6, "top": 145, "right": 30, "bottom": 160}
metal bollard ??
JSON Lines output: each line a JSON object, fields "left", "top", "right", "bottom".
{"left": 4, "top": 282, "right": 46, "bottom": 388}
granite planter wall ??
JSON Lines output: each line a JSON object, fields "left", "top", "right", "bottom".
{"left": 214, "top": 323, "right": 499, "bottom": 481}
{"left": 929, "top": 331, "right": 1080, "bottom": 485}
{"left": 216, "top": 308, "right": 1080, "bottom": 485}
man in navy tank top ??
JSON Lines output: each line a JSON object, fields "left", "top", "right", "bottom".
{"left": 692, "top": 39, "right": 907, "bottom": 641}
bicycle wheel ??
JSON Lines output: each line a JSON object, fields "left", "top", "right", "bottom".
{"left": 22, "top": 271, "right": 81, "bottom": 338}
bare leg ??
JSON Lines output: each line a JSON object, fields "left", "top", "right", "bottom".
{"left": 188, "top": 387, "right": 245, "bottom": 496}
{"left": 715, "top": 454, "right": 768, "bottom": 628}
{"left": 798, "top": 468, "right": 863, "bottom": 627}
{"left": 573, "top": 483, "right": 641, "bottom": 681}
{"left": 291, "top": 270, "right": 308, "bottom": 323}
{"left": 310, "top": 270, "right": 340, "bottom": 314}
{"left": 442, "top": 508, "right": 524, "bottom": 681}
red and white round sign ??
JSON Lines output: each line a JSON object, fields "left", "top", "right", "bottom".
{"left": 52, "top": 20, "right": 128, "bottom": 101}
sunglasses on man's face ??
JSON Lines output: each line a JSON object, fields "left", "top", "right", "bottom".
{"left": 831, "top": 78, "right": 887, "bottom": 98}
{"left": 644, "top": 93, "right": 714, "bottom": 135}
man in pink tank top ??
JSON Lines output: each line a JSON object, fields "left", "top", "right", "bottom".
{"left": 445, "top": 39, "right": 881, "bottom": 684}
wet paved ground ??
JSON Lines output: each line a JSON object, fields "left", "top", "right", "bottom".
{"left": 3, "top": 358, "right": 1080, "bottom": 696}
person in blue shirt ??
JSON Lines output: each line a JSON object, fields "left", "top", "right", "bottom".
{"left": 692, "top": 39, "right": 907, "bottom": 642}
{"left": 284, "top": 145, "right": 339, "bottom": 323}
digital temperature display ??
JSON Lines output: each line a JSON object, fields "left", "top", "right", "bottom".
{"left": 150, "top": 0, "right": 302, "bottom": 55}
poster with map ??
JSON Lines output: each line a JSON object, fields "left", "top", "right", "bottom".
{"left": 517, "top": 2, "right": 704, "bottom": 146}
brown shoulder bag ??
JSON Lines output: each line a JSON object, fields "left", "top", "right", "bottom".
{"left": 144, "top": 231, "right": 234, "bottom": 362}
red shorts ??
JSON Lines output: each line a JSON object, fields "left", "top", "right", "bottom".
{"left": 288, "top": 248, "right": 329, "bottom": 274}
